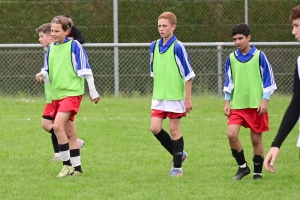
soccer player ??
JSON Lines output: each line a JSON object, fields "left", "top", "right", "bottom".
{"left": 36, "top": 16, "right": 100, "bottom": 178}
{"left": 223, "top": 23, "right": 277, "bottom": 180}
{"left": 149, "top": 12, "right": 195, "bottom": 177}
{"left": 35, "top": 23, "right": 84, "bottom": 162}
{"left": 264, "top": 5, "right": 300, "bottom": 173}
{"left": 64, "top": 15, "right": 85, "bottom": 44}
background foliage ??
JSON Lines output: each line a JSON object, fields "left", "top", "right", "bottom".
{"left": 0, "top": 0, "right": 298, "bottom": 43}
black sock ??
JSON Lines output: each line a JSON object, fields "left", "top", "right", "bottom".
{"left": 231, "top": 149, "right": 246, "bottom": 167}
{"left": 49, "top": 128, "right": 59, "bottom": 153}
{"left": 58, "top": 143, "right": 71, "bottom": 166}
{"left": 154, "top": 129, "right": 173, "bottom": 155}
{"left": 70, "top": 149, "right": 82, "bottom": 173}
{"left": 172, "top": 137, "right": 184, "bottom": 168}
{"left": 253, "top": 155, "right": 264, "bottom": 174}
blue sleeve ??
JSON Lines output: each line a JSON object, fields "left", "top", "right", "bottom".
{"left": 71, "top": 40, "right": 92, "bottom": 77}
{"left": 259, "top": 52, "right": 277, "bottom": 93}
{"left": 43, "top": 46, "right": 50, "bottom": 74}
{"left": 225, "top": 92, "right": 231, "bottom": 101}
{"left": 223, "top": 57, "right": 234, "bottom": 93}
{"left": 174, "top": 42, "right": 195, "bottom": 81}
{"left": 150, "top": 41, "right": 156, "bottom": 77}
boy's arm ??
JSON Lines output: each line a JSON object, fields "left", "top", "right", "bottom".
{"left": 174, "top": 42, "right": 195, "bottom": 81}
{"left": 71, "top": 41, "right": 99, "bottom": 100}
{"left": 223, "top": 57, "right": 234, "bottom": 94}
{"left": 36, "top": 46, "right": 50, "bottom": 83}
{"left": 271, "top": 59, "right": 300, "bottom": 148}
{"left": 149, "top": 41, "right": 156, "bottom": 77}
{"left": 260, "top": 51, "right": 277, "bottom": 94}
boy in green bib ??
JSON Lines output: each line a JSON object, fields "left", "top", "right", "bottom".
{"left": 149, "top": 12, "right": 195, "bottom": 177}
{"left": 223, "top": 23, "right": 277, "bottom": 180}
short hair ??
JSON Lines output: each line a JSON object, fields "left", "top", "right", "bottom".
{"left": 158, "top": 12, "right": 177, "bottom": 25}
{"left": 231, "top": 23, "right": 251, "bottom": 37}
{"left": 51, "top": 15, "right": 71, "bottom": 31}
{"left": 36, "top": 23, "right": 51, "bottom": 35}
{"left": 290, "top": 5, "right": 300, "bottom": 20}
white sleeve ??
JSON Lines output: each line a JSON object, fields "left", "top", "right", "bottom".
{"left": 84, "top": 74, "right": 99, "bottom": 99}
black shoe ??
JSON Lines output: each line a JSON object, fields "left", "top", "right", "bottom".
{"left": 232, "top": 166, "right": 250, "bottom": 180}
{"left": 253, "top": 174, "right": 262, "bottom": 180}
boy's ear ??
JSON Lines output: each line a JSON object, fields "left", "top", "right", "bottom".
{"left": 247, "top": 35, "right": 251, "bottom": 41}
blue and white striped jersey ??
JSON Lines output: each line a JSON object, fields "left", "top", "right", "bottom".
{"left": 223, "top": 46, "right": 277, "bottom": 96}
{"left": 149, "top": 35, "right": 195, "bottom": 82}
{"left": 42, "top": 37, "right": 93, "bottom": 78}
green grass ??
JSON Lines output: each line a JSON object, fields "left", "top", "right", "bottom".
{"left": 0, "top": 95, "right": 299, "bottom": 200}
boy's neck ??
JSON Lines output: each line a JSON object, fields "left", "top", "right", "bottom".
{"left": 162, "top": 34, "right": 174, "bottom": 46}
{"left": 240, "top": 45, "right": 251, "bottom": 55}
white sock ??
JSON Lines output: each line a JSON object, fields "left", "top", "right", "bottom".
{"left": 60, "top": 150, "right": 70, "bottom": 161}
{"left": 239, "top": 163, "right": 246, "bottom": 168}
{"left": 70, "top": 156, "right": 81, "bottom": 167}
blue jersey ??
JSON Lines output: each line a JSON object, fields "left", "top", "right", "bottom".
{"left": 42, "top": 37, "right": 93, "bottom": 78}
{"left": 149, "top": 35, "right": 195, "bottom": 81}
{"left": 223, "top": 46, "right": 277, "bottom": 96}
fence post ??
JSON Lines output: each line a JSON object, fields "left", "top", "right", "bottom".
{"left": 245, "top": 0, "right": 248, "bottom": 24}
{"left": 217, "top": 45, "right": 223, "bottom": 98}
{"left": 113, "top": 0, "right": 119, "bottom": 96}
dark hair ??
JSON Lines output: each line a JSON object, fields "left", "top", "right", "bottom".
{"left": 290, "top": 5, "right": 300, "bottom": 20}
{"left": 231, "top": 23, "right": 251, "bottom": 37}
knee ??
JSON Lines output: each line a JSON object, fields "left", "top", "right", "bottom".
{"left": 150, "top": 125, "right": 160, "bottom": 134}
{"left": 52, "top": 123, "right": 62, "bottom": 134}
{"left": 251, "top": 138, "right": 261, "bottom": 146}
{"left": 227, "top": 131, "right": 238, "bottom": 141}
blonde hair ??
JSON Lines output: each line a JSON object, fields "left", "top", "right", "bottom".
{"left": 36, "top": 23, "right": 51, "bottom": 35}
{"left": 51, "top": 15, "right": 71, "bottom": 31}
{"left": 158, "top": 12, "right": 177, "bottom": 25}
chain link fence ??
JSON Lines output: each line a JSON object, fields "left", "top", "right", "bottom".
{"left": 0, "top": 44, "right": 299, "bottom": 97}
{"left": 0, "top": 0, "right": 300, "bottom": 97}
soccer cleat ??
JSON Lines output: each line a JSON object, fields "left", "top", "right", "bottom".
{"left": 169, "top": 168, "right": 183, "bottom": 177}
{"left": 51, "top": 153, "right": 62, "bottom": 162}
{"left": 170, "top": 151, "right": 188, "bottom": 163}
{"left": 253, "top": 174, "right": 263, "bottom": 180}
{"left": 232, "top": 166, "right": 250, "bottom": 180}
{"left": 71, "top": 171, "right": 83, "bottom": 176}
{"left": 78, "top": 139, "right": 84, "bottom": 149}
{"left": 57, "top": 165, "right": 75, "bottom": 178}
{"left": 182, "top": 151, "right": 188, "bottom": 162}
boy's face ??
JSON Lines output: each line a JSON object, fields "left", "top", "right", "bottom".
{"left": 51, "top": 23, "right": 68, "bottom": 43}
{"left": 232, "top": 34, "right": 251, "bottom": 52}
{"left": 158, "top": 18, "right": 176, "bottom": 39}
{"left": 292, "top": 18, "right": 300, "bottom": 42}
{"left": 38, "top": 32, "right": 52, "bottom": 47}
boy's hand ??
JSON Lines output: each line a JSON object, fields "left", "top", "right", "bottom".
{"left": 223, "top": 100, "right": 231, "bottom": 116}
{"left": 90, "top": 95, "right": 100, "bottom": 104}
{"left": 257, "top": 99, "right": 268, "bottom": 115}
{"left": 264, "top": 147, "right": 280, "bottom": 173}
{"left": 184, "top": 98, "right": 192, "bottom": 112}
{"left": 36, "top": 72, "right": 43, "bottom": 82}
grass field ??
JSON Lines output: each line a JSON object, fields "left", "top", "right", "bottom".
{"left": 1, "top": 95, "right": 300, "bottom": 200}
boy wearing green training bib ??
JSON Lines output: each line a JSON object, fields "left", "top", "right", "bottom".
{"left": 223, "top": 23, "right": 277, "bottom": 180}
{"left": 149, "top": 12, "right": 195, "bottom": 177}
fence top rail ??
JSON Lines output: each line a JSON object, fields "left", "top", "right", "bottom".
{"left": 0, "top": 42, "right": 299, "bottom": 48}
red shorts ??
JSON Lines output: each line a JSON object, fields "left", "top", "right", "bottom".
{"left": 151, "top": 109, "right": 186, "bottom": 119}
{"left": 42, "top": 103, "right": 54, "bottom": 120}
{"left": 228, "top": 108, "right": 269, "bottom": 133}
{"left": 51, "top": 96, "right": 82, "bottom": 121}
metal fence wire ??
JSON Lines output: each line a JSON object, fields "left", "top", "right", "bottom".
{"left": 0, "top": 44, "right": 299, "bottom": 97}
{"left": 1, "top": 0, "right": 300, "bottom": 97}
